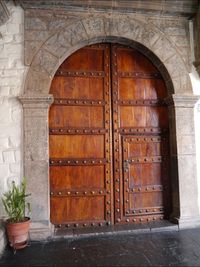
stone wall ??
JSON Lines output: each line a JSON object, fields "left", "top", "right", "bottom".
{"left": 0, "top": 1, "right": 26, "bottom": 211}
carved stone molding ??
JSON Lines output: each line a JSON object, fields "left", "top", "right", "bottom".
{"left": 18, "top": 0, "right": 198, "bottom": 17}
{"left": 165, "top": 94, "right": 200, "bottom": 107}
{"left": 0, "top": 1, "right": 10, "bottom": 27}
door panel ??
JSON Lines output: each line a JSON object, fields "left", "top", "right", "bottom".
{"left": 111, "top": 44, "right": 171, "bottom": 224}
{"left": 49, "top": 44, "right": 113, "bottom": 227}
{"left": 49, "top": 106, "right": 104, "bottom": 128}
{"left": 49, "top": 43, "right": 171, "bottom": 229}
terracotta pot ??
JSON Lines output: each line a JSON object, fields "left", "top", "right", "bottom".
{"left": 6, "top": 217, "right": 30, "bottom": 250}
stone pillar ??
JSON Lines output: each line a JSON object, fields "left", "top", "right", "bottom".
{"left": 166, "top": 94, "right": 200, "bottom": 228}
{"left": 19, "top": 95, "right": 54, "bottom": 239}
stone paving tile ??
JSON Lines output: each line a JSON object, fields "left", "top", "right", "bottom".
{"left": 1, "top": 228, "right": 200, "bottom": 266}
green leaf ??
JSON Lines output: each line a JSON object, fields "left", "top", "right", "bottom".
{"left": 1, "top": 177, "right": 31, "bottom": 223}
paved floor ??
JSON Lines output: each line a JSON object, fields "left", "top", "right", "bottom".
{"left": 1, "top": 227, "right": 200, "bottom": 267}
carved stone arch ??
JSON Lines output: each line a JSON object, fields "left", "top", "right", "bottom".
{"left": 19, "top": 16, "right": 200, "bottom": 238}
{"left": 24, "top": 17, "right": 192, "bottom": 95}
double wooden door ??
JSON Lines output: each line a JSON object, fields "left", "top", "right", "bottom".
{"left": 49, "top": 43, "right": 171, "bottom": 229}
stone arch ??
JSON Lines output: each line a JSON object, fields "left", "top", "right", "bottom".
{"left": 24, "top": 16, "right": 192, "bottom": 96}
{"left": 19, "top": 16, "right": 200, "bottom": 235}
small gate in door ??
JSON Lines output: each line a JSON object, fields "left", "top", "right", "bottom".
{"left": 49, "top": 43, "right": 172, "bottom": 229}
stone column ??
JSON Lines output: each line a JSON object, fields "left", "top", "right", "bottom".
{"left": 166, "top": 94, "right": 200, "bottom": 228}
{"left": 19, "top": 95, "right": 54, "bottom": 239}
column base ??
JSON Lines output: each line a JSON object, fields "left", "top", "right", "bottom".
{"left": 171, "top": 215, "right": 200, "bottom": 229}
{"left": 0, "top": 226, "right": 6, "bottom": 258}
{"left": 29, "top": 221, "right": 54, "bottom": 241}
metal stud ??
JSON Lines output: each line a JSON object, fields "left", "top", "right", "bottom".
{"left": 117, "top": 218, "right": 121, "bottom": 222}
{"left": 75, "top": 191, "right": 79, "bottom": 195}
{"left": 50, "top": 192, "right": 53, "bottom": 195}
{"left": 67, "top": 191, "right": 70, "bottom": 195}
{"left": 107, "top": 201, "right": 110, "bottom": 205}
{"left": 58, "top": 192, "right": 61, "bottom": 195}
{"left": 91, "top": 191, "right": 95, "bottom": 194}
{"left": 107, "top": 210, "right": 111, "bottom": 214}
{"left": 116, "top": 209, "right": 120, "bottom": 212}
{"left": 126, "top": 219, "right": 129, "bottom": 222}
{"left": 116, "top": 199, "right": 120, "bottom": 203}
{"left": 116, "top": 189, "right": 119, "bottom": 192}
{"left": 99, "top": 190, "right": 103, "bottom": 194}
{"left": 84, "top": 191, "right": 87, "bottom": 195}
{"left": 74, "top": 223, "right": 79, "bottom": 227}
{"left": 91, "top": 223, "right": 95, "bottom": 226}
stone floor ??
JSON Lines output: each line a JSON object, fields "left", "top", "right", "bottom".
{"left": 1, "top": 226, "right": 200, "bottom": 267}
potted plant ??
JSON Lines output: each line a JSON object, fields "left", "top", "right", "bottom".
{"left": 2, "top": 177, "right": 31, "bottom": 251}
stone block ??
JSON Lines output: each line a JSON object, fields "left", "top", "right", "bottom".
{"left": 83, "top": 17, "right": 106, "bottom": 39}
{"left": 24, "top": 40, "right": 42, "bottom": 66}
{"left": 151, "top": 36, "right": 176, "bottom": 63}
{"left": 9, "top": 134, "right": 21, "bottom": 148}
{"left": 0, "top": 77, "right": 21, "bottom": 87}
{"left": 6, "top": 23, "right": 20, "bottom": 35}
{"left": 172, "top": 75, "right": 193, "bottom": 94}
{"left": 170, "top": 35, "right": 190, "bottom": 47}
{"left": 177, "top": 154, "right": 199, "bottom": 217}
{"left": 0, "top": 152, "right": 3, "bottom": 163}
{"left": 176, "top": 115, "right": 195, "bottom": 135}
{"left": 31, "top": 49, "right": 58, "bottom": 76}
{"left": 14, "top": 150, "right": 21, "bottom": 162}
{"left": 0, "top": 164, "right": 9, "bottom": 180}
{"left": 176, "top": 134, "right": 196, "bottom": 155}
{"left": 4, "top": 43, "right": 23, "bottom": 55}
{"left": 25, "top": 160, "right": 49, "bottom": 221}
{"left": 164, "top": 54, "right": 188, "bottom": 79}
{"left": 29, "top": 222, "right": 52, "bottom": 241}
{"left": 43, "top": 32, "right": 71, "bottom": 59}
{"left": 0, "top": 226, "right": 6, "bottom": 258}
{"left": 9, "top": 163, "right": 20, "bottom": 174}
{"left": 64, "top": 21, "right": 88, "bottom": 46}
{"left": 2, "top": 151, "right": 15, "bottom": 163}
{"left": 25, "top": 17, "right": 48, "bottom": 31}
{"left": 0, "top": 138, "right": 8, "bottom": 148}
{"left": 25, "top": 69, "right": 51, "bottom": 94}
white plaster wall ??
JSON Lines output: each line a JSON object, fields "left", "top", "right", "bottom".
{"left": 190, "top": 66, "right": 200, "bottom": 210}
{"left": 0, "top": 1, "right": 26, "bottom": 216}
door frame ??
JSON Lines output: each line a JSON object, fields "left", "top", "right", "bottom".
{"left": 19, "top": 32, "right": 200, "bottom": 238}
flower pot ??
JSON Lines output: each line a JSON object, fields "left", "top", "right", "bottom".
{"left": 6, "top": 217, "right": 30, "bottom": 250}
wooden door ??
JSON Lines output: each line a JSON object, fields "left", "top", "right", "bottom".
{"left": 49, "top": 44, "right": 113, "bottom": 228}
{"left": 111, "top": 45, "right": 171, "bottom": 224}
{"left": 49, "top": 43, "right": 171, "bottom": 229}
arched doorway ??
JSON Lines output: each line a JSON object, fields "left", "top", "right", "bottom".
{"left": 49, "top": 43, "right": 172, "bottom": 229}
